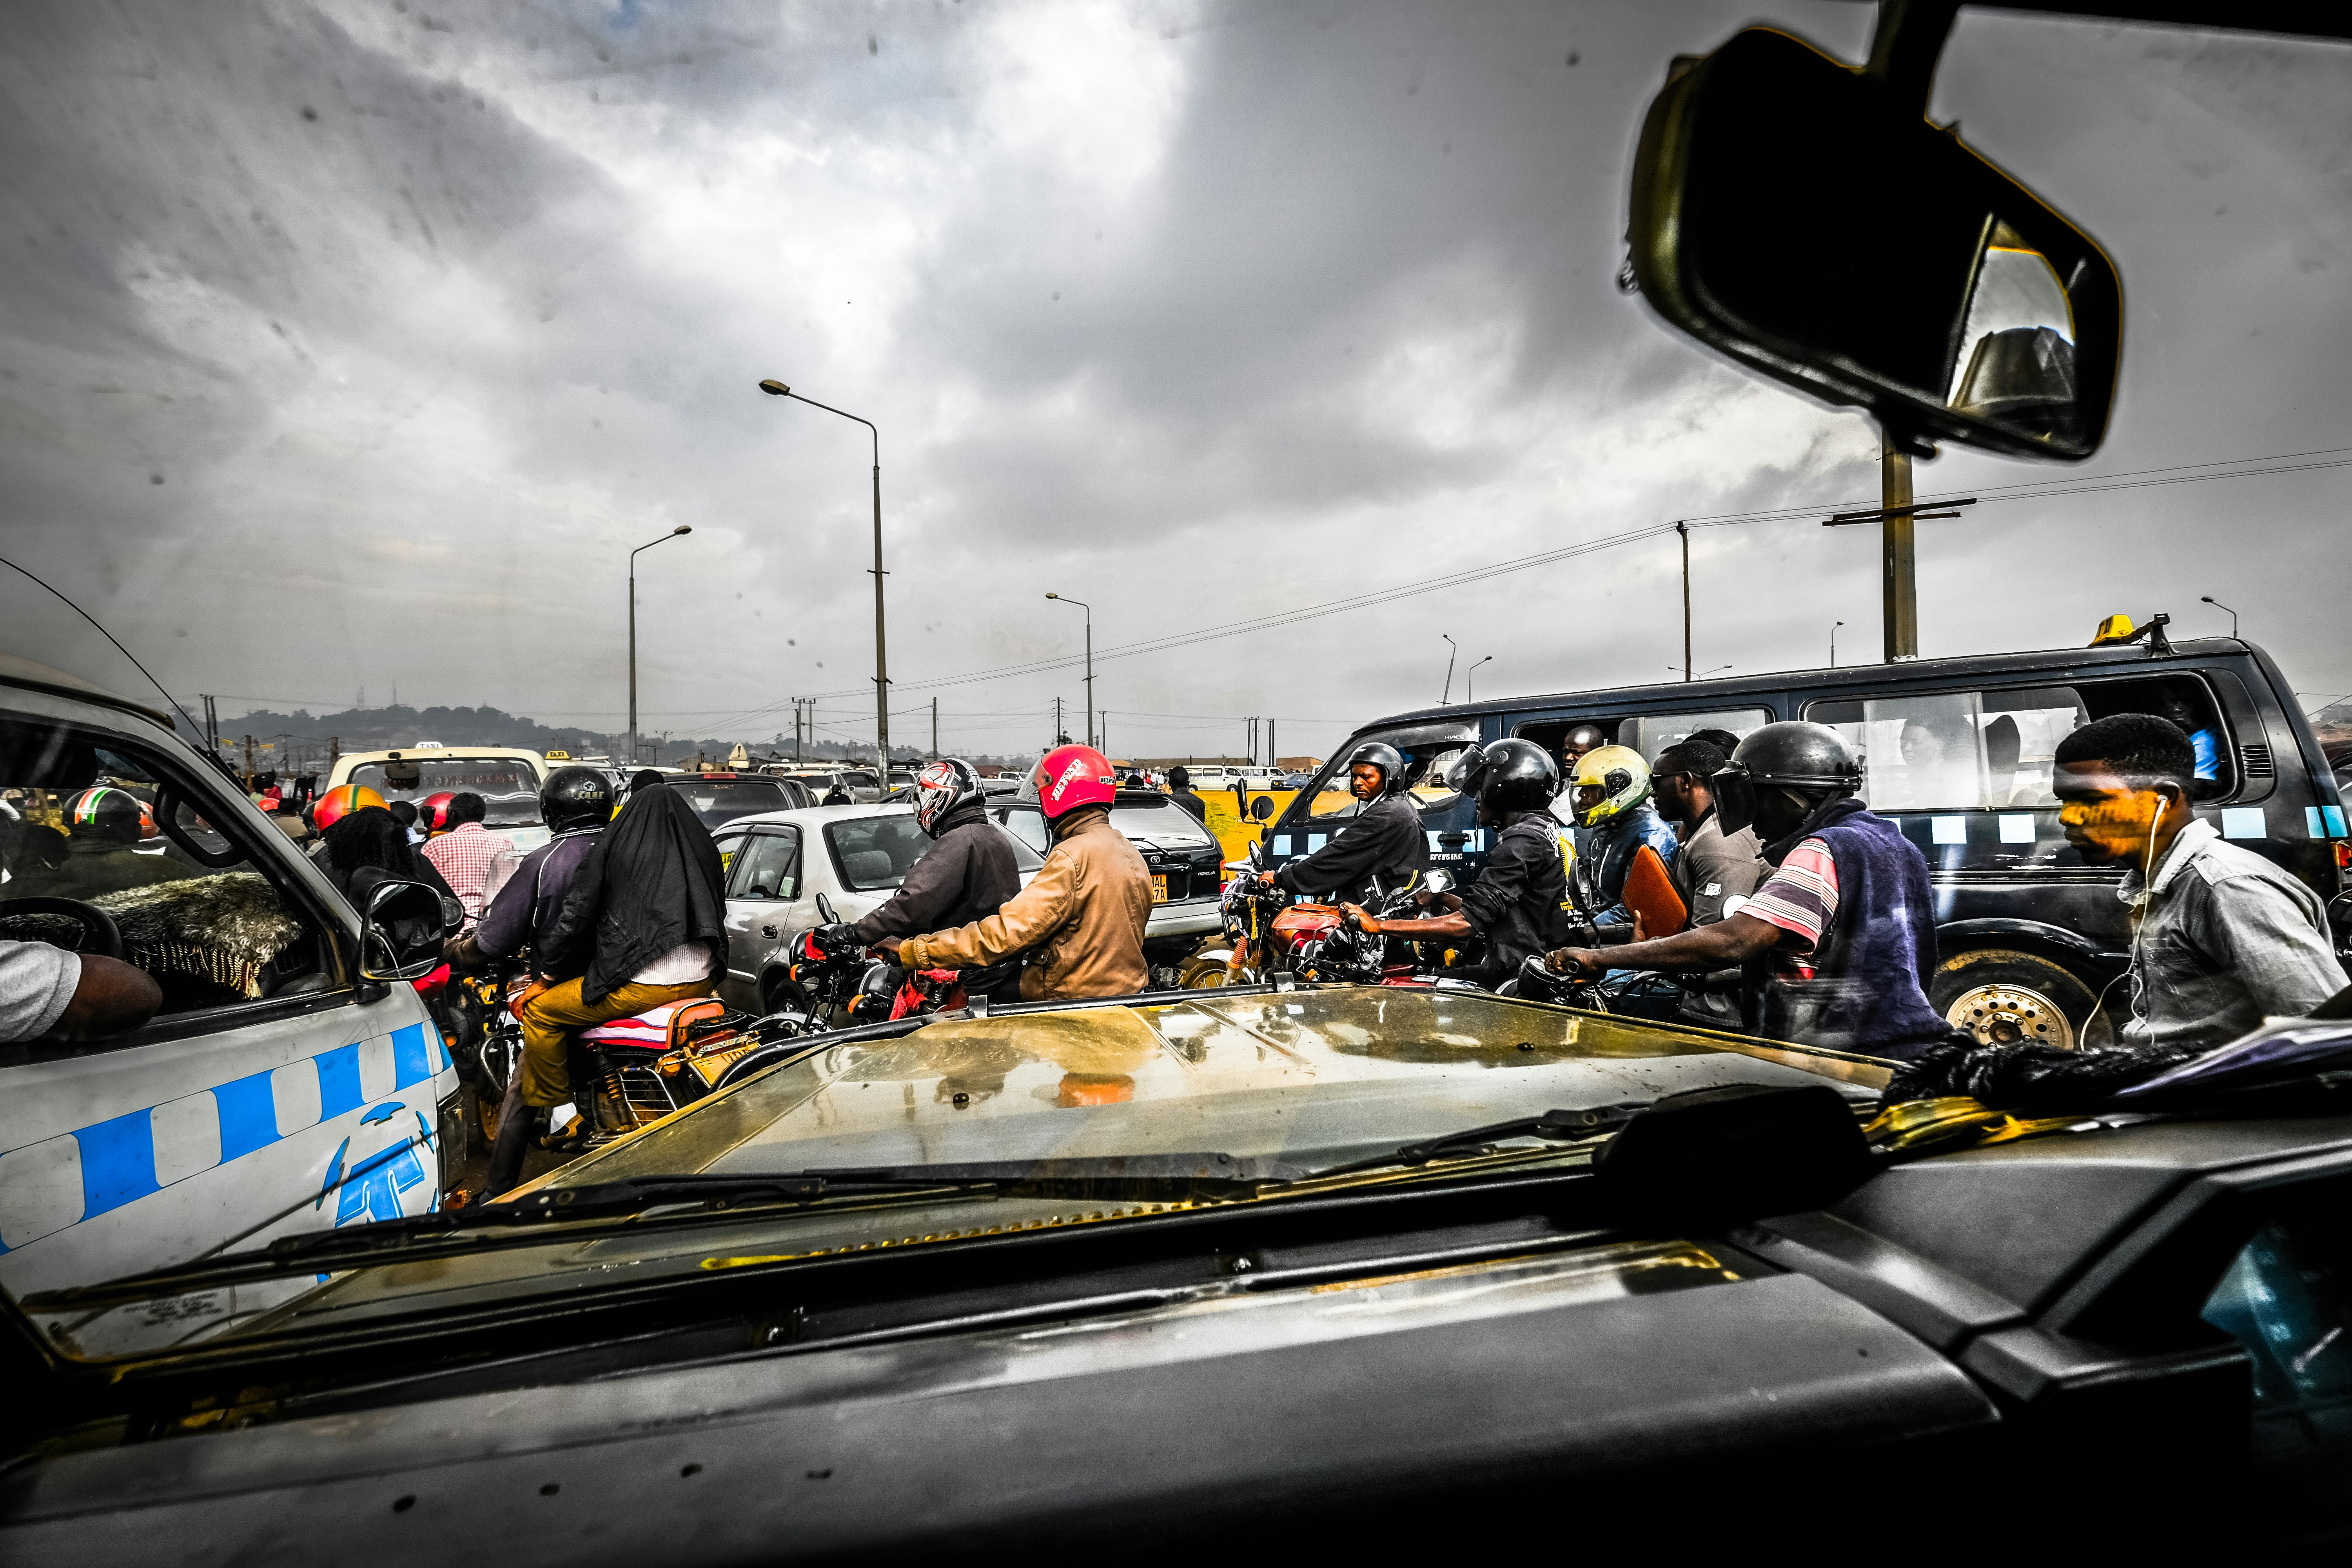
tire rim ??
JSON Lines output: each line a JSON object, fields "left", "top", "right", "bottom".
{"left": 1944, "top": 982, "right": 2076, "bottom": 1049}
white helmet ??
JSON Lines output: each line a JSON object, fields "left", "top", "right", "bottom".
{"left": 912, "top": 757, "right": 985, "bottom": 838}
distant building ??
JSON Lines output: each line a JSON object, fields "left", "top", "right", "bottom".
{"left": 1276, "top": 756, "right": 1324, "bottom": 773}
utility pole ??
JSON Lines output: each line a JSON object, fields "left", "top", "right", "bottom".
{"left": 1881, "top": 432, "right": 1918, "bottom": 662}
{"left": 200, "top": 693, "right": 219, "bottom": 752}
{"left": 329, "top": 735, "right": 340, "bottom": 771}
{"left": 241, "top": 735, "right": 255, "bottom": 789}
{"left": 931, "top": 697, "right": 938, "bottom": 759}
{"left": 1269, "top": 718, "right": 1277, "bottom": 769}
{"left": 1677, "top": 521, "right": 1692, "bottom": 681}
{"left": 1100, "top": 710, "right": 1109, "bottom": 757}
{"left": 1054, "top": 697, "right": 1063, "bottom": 748}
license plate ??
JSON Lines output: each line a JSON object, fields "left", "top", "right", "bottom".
{"left": 1151, "top": 874, "right": 1169, "bottom": 904}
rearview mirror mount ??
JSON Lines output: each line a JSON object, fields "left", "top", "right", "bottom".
{"left": 1626, "top": 26, "right": 2120, "bottom": 461}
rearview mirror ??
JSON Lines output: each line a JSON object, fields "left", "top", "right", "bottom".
{"left": 1249, "top": 796, "right": 1274, "bottom": 821}
{"left": 1627, "top": 27, "right": 2119, "bottom": 459}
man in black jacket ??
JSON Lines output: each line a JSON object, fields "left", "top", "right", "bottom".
{"left": 1166, "top": 766, "right": 1209, "bottom": 826}
{"left": 1341, "top": 739, "right": 1564, "bottom": 985}
{"left": 813, "top": 758, "right": 1024, "bottom": 996}
{"left": 1258, "top": 740, "right": 1429, "bottom": 904}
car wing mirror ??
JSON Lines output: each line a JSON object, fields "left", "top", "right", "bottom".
{"left": 1626, "top": 26, "right": 2119, "bottom": 460}
{"left": 1249, "top": 795, "right": 1274, "bottom": 821}
{"left": 359, "top": 877, "right": 451, "bottom": 982}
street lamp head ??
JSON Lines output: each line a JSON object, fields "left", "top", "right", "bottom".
{"left": 673, "top": 525, "right": 692, "bottom": 535}
{"left": 2200, "top": 595, "right": 2216, "bottom": 604}
{"left": 758, "top": 379, "right": 791, "bottom": 396}
{"left": 1045, "top": 592, "right": 1059, "bottom": 600}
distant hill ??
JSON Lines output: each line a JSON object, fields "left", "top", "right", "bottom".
{"left": 215, "top": 702, "right": 1020, "bottom": 770}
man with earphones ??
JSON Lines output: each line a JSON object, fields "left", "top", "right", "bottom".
{"left": 2052, "top": 713, "right": 2343, "bottom": 1046}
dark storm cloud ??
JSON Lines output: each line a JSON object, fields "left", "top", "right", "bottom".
{"left": 0, "top": 0, "right": 2345, "bottom": 761}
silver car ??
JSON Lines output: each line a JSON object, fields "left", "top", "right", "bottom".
{"left": 711, "top": 804, "right": 1042, "bottom": 1014}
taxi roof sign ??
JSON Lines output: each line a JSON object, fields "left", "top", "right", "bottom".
{"left": 545, "top": 749, "right": 570, "bottom": 760}
{"left": 2089, "top": 613, "right": 2136, "bottom": 646}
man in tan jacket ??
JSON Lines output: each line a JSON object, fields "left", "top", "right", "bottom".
{"left": 898, "top": 744, "right": 1154, "bottom": 1000}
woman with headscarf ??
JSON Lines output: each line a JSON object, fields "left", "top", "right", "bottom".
{"left": 317, "top": 805, "right": 456, "bottom": 907}
{"left": 505, "top": 785, "right": 725, "bottom": 1139}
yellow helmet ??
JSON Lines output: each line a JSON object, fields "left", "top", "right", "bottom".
{"left": 1568, "top": 744, "right": 1651, "bottom": 829}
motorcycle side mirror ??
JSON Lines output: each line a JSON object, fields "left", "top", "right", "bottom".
{"left": 1246, "top": 840, "right": 1263, "bottom": 867}
{"left": 814, "top": 890, "right": 838, "bottom": 924}
{"left": 1250, "top": 796, "right": 1274, "bottom": 821}
{"left": 1626, "top": 27, "right": 2119, "bottom": 459}
{"left": 1422, "top": 868, "right": 1455, "bottom": 897}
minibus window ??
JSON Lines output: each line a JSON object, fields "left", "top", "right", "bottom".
{"left": 1807, "top": 687, "right": 2087, "bottom": 809}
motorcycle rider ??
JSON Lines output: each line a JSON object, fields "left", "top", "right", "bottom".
{"left": 445, "top": 765, "right": 615, "bottom": 1196}
{"left": 1544, "top": 722, "right": 1951, "bottom": 1060}
{"left": 1339, "top": 739, "right": 1566, "bottom": 985}
{"left": 1566, "top": 746, "right": 1679, "bottom": 932}
{"left": 1256, "top": 740, "right": 1430, "bottom": 904}
{"left": 19, "top": 787, "right": 189, "bottom": 900}
{"left": 898, "top": 744, "right": 1153, "bottom": 1000}
{"left": 808, "top": 757, "right": 1025, "bottom": 1000}
{"left": 1650, "top": 738, "right": 1768, "bottom": 1026}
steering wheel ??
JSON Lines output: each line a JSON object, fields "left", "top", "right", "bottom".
{"left": 0, "top": 897, "right": 126, "bottom": 961}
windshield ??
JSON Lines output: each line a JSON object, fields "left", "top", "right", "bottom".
{"left": 668, "top": 777, "right": 788, "bottom": 828}
{"left": 23, "top": 987, "right": 1871, "bottom": 1358}
{"left": 349, "top": 757, "right": 543, "bottom": 827}
{"left": 1294, "top": 723, "right": 1477, "bottom": 821}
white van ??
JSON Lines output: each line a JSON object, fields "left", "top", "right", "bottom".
{"left": 0, "top": 658, "right": 462, "bottom": 1301}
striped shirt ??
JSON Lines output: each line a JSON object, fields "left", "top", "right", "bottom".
{"left": 1742, "top": 837, "right": 1839, "bottom": 971}
{"left": 421, "top": 822, "right": 510, "bottom": 925}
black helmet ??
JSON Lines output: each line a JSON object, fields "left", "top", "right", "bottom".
{"left": 1712, "top": 722, "right": 1860, "bottom": 837}
{"left": 1345, "top": 740, "right": 1406, "bottom": 795}
{"left": 542, "top": 765, "right": 615, "bottom": 835}
{"left": 1443, "top": 738, "right": 1557, "bottom": 813}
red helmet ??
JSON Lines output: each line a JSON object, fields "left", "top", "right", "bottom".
{"left": 1028, "top": 744, "right": 1118, "bottom": 821}
{"left": 419, "top": 791, "right": 456, "bottom": 833}
{"left": 311, "top": 784, "right": 387, "bottom": 831}
{"left": 911, "top": 757, "right": 985, "bottom": 838}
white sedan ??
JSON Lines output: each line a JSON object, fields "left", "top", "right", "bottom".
{"left": 709, "top": 804, "right": 1043, "bottom": 1014}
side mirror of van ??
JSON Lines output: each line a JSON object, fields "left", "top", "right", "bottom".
{"left": 359, "top": 878, "right": 458, "bottom": 982}
{"left": 1250, "top": 796, "right": 1275, "bottom": 822}
{"left": 1626, "top": 27, "right": 2120, "bottom": 460}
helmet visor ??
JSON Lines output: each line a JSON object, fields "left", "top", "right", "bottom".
{"left": 1441, "top": 745, "right": 1489, "bottom": 798}
{"left": 1712, "top": 764, "right": 1758, "bottom": 838}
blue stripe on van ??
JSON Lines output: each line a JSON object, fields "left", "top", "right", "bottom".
{"left": 315, "top": 1043, "right": 366, "bottom": 1122}
{"left": 1, "top": 1022, "right": 455, "bottom": 1254}
{"left": 76, "top": 1109, "right": 161, "bottom": 1220}
{"left": 392, "top": 1023, "right": 436, "bottom": 1089}
{"left": 213, "top": 1071, "right": 280, "bottom": 1163}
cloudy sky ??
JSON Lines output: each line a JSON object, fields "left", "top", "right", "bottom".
{"left": 2, "top": 0, "right": 2346, "bottom": 762}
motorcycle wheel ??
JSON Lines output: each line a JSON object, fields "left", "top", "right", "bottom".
{"left": 1177, "top": 948, "right": 1243, "bottom": 989}
{"left": 475, "top": 1086, "right": 502, "bottom": 1147}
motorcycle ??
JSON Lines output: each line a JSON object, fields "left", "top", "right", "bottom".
{"left": 466, "top": 958, "right": 763, "bottom": 1158}
{"left": 1181, "top": 847, "right": 1466, "bottom": 987}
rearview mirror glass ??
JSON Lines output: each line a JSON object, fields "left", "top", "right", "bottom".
{"left": 1249, "top": 796, "right": 1274, "bottom": 821}
{"left": 1628, "top": 27, "right": 2119, "bottom": 459}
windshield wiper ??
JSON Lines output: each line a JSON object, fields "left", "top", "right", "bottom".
{"left": 23, "top": 1158, "right": 1301, "bottom": 1309}
{"left": 1303, "top": 1103, "right": 1647, "bottom": 1182}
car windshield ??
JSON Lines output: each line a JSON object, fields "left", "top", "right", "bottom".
{"left": 1294, "top": 722, "right": 1478, "bottom": 821}
{"left": 668, "top": 778, "right": 788, "bottom": 828}
{"left": 348, "top": 757, "right": 542, "bottom": 827}
{"left": 25, "top": 988, "right": 1874, "bottom": 1357}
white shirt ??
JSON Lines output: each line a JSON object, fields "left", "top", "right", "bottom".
{"left": 0, "top": 939, "right": 81, "bottom": 1042}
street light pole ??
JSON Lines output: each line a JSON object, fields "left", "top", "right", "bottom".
{"left": 628, "top": 525, "right": 693, "bottom": 767}
{"left": 1831, "top": 620, "right": 1844, "bottom": 668}
{"left": 1466, "top": 655, "right": 1493, "bottom": 704}
{"left": 1045, "top": 593, "right": 1094, "bottom": 748}
{"left": 760, "top": 379, "right": 889, "bottom": 775}
{"left": 2201, "top": 595, "right": 2240, "bottom": 638}
{"left": 1440, "top": 634, "right": 1457, "bottom": 705}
